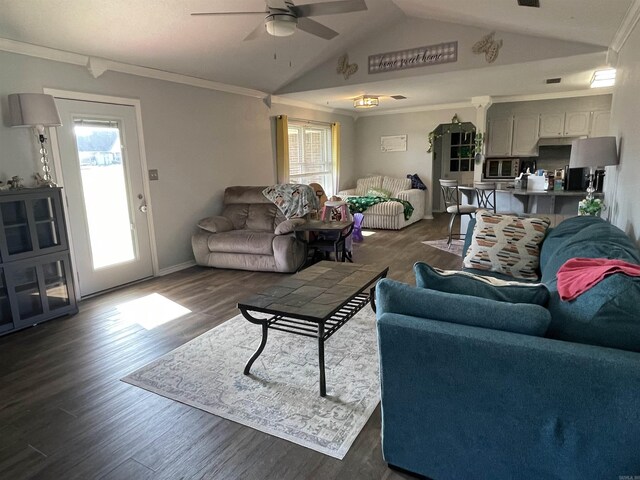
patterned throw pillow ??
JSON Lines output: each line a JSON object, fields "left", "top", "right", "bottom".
{"left": 366, "top": 187, "right": 391, "bottom": 198}
{"left": 463, "top": 211, "right": 550, "bottom": 280}
{"left": 414, "top": 262, "right": 550, "bottom": 305}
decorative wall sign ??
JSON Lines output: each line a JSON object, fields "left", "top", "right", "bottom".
{"left": 336, "top": 54, "right": 358, "bottom": 80}
{"left": 368, "top": 42, "right": 457, "bottom": 74}
{"left": 472, "top": 31, "right": 503, "bottom": 63}
{"left": 381, "top": 135, "right": 407, "bottom": 152}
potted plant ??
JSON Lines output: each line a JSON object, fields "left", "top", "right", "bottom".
{"left": 578, "top": 197, "right": 604, "bottom": 216}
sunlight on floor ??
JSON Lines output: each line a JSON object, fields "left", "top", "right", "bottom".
{"left": 362, "top": 230, "right": 376, "bottom": 237}
{"left": 114, "top": 293, "right": 191, "bottom": 330}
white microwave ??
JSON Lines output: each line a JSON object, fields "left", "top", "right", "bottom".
{"left": 485, "top": 158, "right": 520, "bottom": 179}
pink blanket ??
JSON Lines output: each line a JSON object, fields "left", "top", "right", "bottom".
{"left": 557, "top": 257, "right": 640, "bottom": 301}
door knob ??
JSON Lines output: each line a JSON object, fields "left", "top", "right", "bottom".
{"left": 139, "top": 204, "right": 148, "bottom": 213}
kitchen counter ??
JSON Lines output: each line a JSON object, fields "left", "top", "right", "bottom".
{"left": 455, "top": 182, "right": 603, "bottom": 232}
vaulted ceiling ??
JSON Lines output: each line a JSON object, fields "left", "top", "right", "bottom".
{"left": 0, "top": 0, "right": 633, "bottom": 111}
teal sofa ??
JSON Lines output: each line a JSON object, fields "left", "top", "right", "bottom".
{"left": 376, "top": 216, "right": 640, "bottom": 479}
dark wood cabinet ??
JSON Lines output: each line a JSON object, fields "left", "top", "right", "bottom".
{"left": 0, "top": 188, "right": 77, "bottom": 335}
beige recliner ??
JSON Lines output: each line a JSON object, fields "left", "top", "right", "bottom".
{"left": 192, "top": 186, "right": 307, "bottom": 272}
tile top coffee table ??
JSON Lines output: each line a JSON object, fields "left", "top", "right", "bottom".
{"left": 237, "top": 261, "right": 389, "bottom": 396}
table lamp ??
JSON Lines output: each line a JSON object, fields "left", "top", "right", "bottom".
{"left": 8, "top": 93, "right": 62, "bottom": 187}
{"left": 569, "top": 136, "right": 618, "bottom": 200}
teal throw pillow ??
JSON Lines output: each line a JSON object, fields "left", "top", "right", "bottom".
{"left": 414, "top": 262, "right": 550, "bottom": 306}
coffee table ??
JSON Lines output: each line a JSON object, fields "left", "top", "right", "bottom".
{"left": 237, "top": 261, "right": 389, "bottom": 396}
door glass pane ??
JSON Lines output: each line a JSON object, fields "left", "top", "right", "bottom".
{"left": 43, "top": 260, "right": 70, "bottom": 310}
{"left": 73, "top": 122, "right": 135, "bottom": 269}
{"left": 14, "top": 265, "right": 42, "bottom": 320}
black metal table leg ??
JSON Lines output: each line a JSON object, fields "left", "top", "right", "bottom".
{"left": 241, "top": 308, "right": 270, "bottom": 375}
{"left": 318, "top": 321, "right": 326, "bottom": 396}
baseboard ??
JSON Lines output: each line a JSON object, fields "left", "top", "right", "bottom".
{"left": 422, "top": 215, "right": 434, "bottom": 220}
{"left": 158, "top": 260, "right": 196, "bottom": 276}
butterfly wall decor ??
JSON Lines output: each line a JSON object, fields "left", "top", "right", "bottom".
{"left": 472, "top": 31, "right": 503, "bottom": 64}
{"left": 336, "top": 54, "right": 358, "bottom": 80}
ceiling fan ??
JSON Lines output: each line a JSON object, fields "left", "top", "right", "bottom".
{"left": 191, "top": 0, "right": 368, "bottom": 41}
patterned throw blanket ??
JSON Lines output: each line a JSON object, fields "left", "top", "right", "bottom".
{"left": 262, "top": 184, "right": 320, "bottom": 219}
{"left": 346, "top": 196, "right": 414, "bottom": 220}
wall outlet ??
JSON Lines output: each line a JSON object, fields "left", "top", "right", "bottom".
{"left": 149, "top": 169, "right": 159, "bottom": 181}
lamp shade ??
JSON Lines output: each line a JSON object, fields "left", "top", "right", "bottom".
{"left": 8, "top": 93, "right": 62, "bottom": 128}
{"left": 569, "top": 136, "right": 618, "bottom": 169}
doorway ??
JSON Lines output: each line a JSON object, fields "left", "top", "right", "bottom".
{"left": 52, "top": 97, "right": 155, "bottom": 298}
{"left": 431, "top": 121, "right": 477, "bottom": 211}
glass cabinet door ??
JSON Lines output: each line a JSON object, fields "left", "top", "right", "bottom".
{"left": 0, "top": 190, "right": 67, "bottom": 262}
{"left": 7, "top": 254, "right": 76, "bottom": 328}
{"left": 42, "top": 258, "right": 71, "bottom": 311}
{"left": 0, "top": 268, "right": 13, "bottom": 333}
{"left": 1, "top": 200, "right": 33, "bottom": 256}
{"left": 12, "top": 264, "right": 44, "bottom": 322}
{"left": 33, "top": 197, "right": 61, "bottom": 250}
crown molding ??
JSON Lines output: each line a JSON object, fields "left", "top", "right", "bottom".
{"left": 270, "top": 95, "right": 357, "bottom": 119}
{"left": 492, "top": 88, "right": 614, "bottom": 104}
{"left": 610, "top": 0, "right": 640, "bottom": 53}
{"left": 0, "top": 37, "right": 87, "bottom": 66}
{"left": 354, "top": 101, "right": 473, "bottom": 118}
{"left": 0, "top": 36, "right": 266, "bottom": 100}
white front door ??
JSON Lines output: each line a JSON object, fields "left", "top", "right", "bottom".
{"left": 54, "top": 98, "right": 154, "bottom": 297}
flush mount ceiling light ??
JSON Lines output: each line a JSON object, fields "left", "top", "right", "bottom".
{"left": 353, "top": 95, "right": 379, "bottom": 108}
{"left": 265, "top": 13, "right": 298, "bottom": 37}
{"left": 590, "top": 68, "right": 616, "bottom": 88}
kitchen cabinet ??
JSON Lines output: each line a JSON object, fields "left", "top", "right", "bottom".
{"left": 564, "top": 111, "right": 591, "bottom": 136}
{"left": 487, "top": 115, "right": 538, "bottom": 156}
{"left": 511, "top": 115, "right": 540, "bottom": 156}
{"left": 486, "top": 116, "right": 513, "bottom": 156}
{"left": 0, "top": 188, "right": 77, "bottom": 336}
{"left": 590, "top": 110, "right": 611, "bottom": 137}
{"left": 539, "top": 111, "right": 591, "bottom": 137}
{"left": 539, "top": 113, "right": 565, "bottom": 137}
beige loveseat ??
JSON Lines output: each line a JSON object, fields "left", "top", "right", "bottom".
{"left": 338, "top": 176, "right": 425, "bottom": 230}
{"left": 192, "top": 186, "right": 307, "bottom": 272}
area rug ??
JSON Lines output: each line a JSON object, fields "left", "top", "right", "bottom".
{"left": 422, "top": 238, "right": 465, "bottom": 257}
{"left": 122, "top": 308, "right": 380, "bottom": 459}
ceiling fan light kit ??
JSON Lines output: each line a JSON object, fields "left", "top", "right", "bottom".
{"left": 354, "top": 95, "right": 379, "bottom": 109}
{"left": 265, "top": 13, "right": 298, "bottom": 37}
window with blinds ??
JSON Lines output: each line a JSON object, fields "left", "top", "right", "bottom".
{"left": 288, "top": 122, "right": 334, "bottom": 195}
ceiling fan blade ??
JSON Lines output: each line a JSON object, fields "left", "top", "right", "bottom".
{"left": 297, "top": 17, "right": 338, "bottom": 40}
{"left": 292, "top": 0, "right": 367, "bottom": 18}
{"left": 191, "top": 11, "right": 266, "bottom": 16}
{"left": 243, "top": 20, "right": 266, "bottom": 41}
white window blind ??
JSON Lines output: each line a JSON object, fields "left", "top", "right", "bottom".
{"left": 288, "top": 121, "right": 334, "bottom": 195}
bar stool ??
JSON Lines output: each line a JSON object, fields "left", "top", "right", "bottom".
{"left": 440, "top": 179, "right": 478, "bottom": 246}
{"left": 321, "top": 200, "right": 349, "bottom": 222}
{"left": 474, "top": 181, "right": 497, "bottom": 213}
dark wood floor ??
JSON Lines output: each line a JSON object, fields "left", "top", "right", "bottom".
{"left": 0, "top": 214, "right": 461, "bottom": 480}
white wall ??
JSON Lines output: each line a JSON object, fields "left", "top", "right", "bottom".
{"left": 0, "top": 51, "right": 356, "bottom": 270}
{"left": 353, "top": 106, "right": 477, "bottom": 217}
{"left": 608, "top": 23, "right": 640, "bottom": 245}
